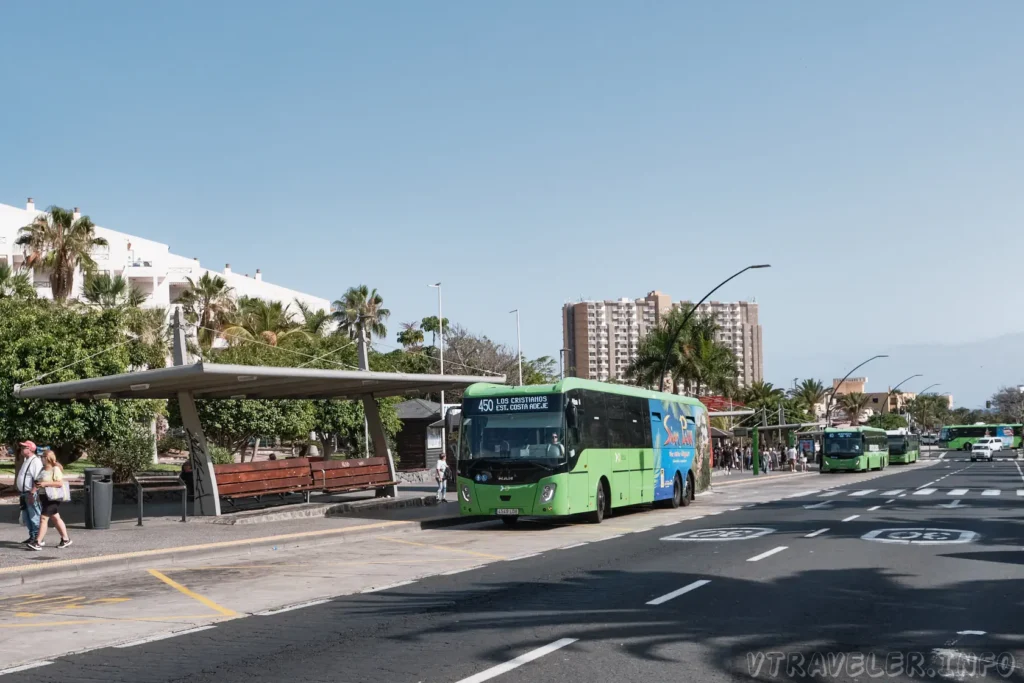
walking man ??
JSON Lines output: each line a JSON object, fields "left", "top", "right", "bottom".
{"left": 435, "top": 452, "right": 449, "bottom": 503}
{"left": 16, "top": 441, "right": 42, "bottom": 546}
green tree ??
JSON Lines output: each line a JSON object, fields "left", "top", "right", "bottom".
{"left": 837, "top": 392, "right": 872, "bottom": 425}
{"left": 742, "top": 380, "right": 786, "bottom": 407}
{"left": 223, "top": 297, "right": 307, "bottom": 347}
{"left": 522, "top": 355, "right": 559, "bottom": 385}
{"left": 397, "top": 321, "right": 425, "bottom": 350}
{"left": 294, "top": 299, "right": 332, "bottom": 337}
{"left": 333, "top": 285, "right": 390, "bottom": 344}
{"left": 177, "top": 272, "right": 236, "bottom": 348}
{"left": 420, "top": 315, "right": 450, "bottom": 347}
{"left": 0, "top": 263, "right": 35, "bottom": 300}
{"left": 16, "top": 206, "right": 109, "bottom": 302}
{"left": 626, "top": 317, "right": 682, "bottom": 389}
{"left": 906, "top": 394, "right": 949, "bottom": 431}
{"left": 866, "top": 413, "right": 908, "bottom": 430}
{"left": 82, "top": 272, "right": 147, "bottom": 309}
{"left": 0, "top": 298, "right": 163, "bottom": 464}
{"left": 790, "top": 379, "right": 827, "bottom": 418}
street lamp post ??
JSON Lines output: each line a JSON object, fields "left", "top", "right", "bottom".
{"left": 915, "top": 383, "right": 942, "bottom": 435}
{"left": 559, "top": 348, "right": 572, "bottom": 380}
{"left": 885, "top": 373, "right": 923, "bottom": 417}
{"left": 658, "top": 264, "right": 771, "bottom": 392}
{"left": 430, "top": 282, "right": 444, "bottom": 425}
{"left": 824, "top": 354, "right": 890, "bottom": 428}
{"left": 510, "top": 309, "right": 522, "bottom": 386}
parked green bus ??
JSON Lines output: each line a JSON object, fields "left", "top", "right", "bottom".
{"left": 938, "top": 424, "right": 1022, "bottom": 451}
{"left": 821, "top": 426, "right": 889, "bottom": 472}
{"left": 455, "top": 378, "right": 711, "bottom": 525}
{"left": 886, "top": 429, "right": 920, "bottom": 464}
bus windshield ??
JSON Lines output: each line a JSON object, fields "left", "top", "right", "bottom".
{"left": 825, "top": 432, "right": 864, "bottom": 458}
{"left": 458, "top": 413, "right": 567, "bottom": 463}
{"left": 887, "top": 436, "right": 908, "bottom": 454}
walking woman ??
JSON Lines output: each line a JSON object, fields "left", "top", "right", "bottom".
{"left": 26, "top": 452, "right": 72, "bottom": 551}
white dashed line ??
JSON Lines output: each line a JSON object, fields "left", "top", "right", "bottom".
{"left": 885, "top": 499, "right": 896, "bottom": 504}
{"left": 804, "top": 528, "right": 829, "bottom": 538}
{"left": 850, "top": 490, "right": 875, "bottom": 497}
{"left": 917, "top": 481, "right": 938, "bottom": 490}
{"left": 842, "top": 515, "right": 860, "bottom": 522}
{"left": 256, "top": 599, "right": 331, "bottom": 616}
{"left": 454, "top": 638, "right": 578, "bottom": 683}
{"left": 881, "top": 490, "right": 904, "bottom": 496}
{"left": 747, "top": 546, "right": 788, "bottom": 562}
{"left": 948, "top": 489, "right": 968, "bottom": 496}
{"left": 867, "top": 506, "right": 881, "bottom": 511}
{"left": 646, "top": 579, "right": 711, "bottom": 606}
{"left": 115, "top": 626, "right": 216, "bottom": 648}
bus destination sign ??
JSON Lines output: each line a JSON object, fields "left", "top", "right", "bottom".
{"left": 465, "top": 395, "right": 561, "bottom": 415}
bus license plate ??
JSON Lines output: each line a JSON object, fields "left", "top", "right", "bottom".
{"left": 495, "top": 508, "right": 519, "bottom": 515}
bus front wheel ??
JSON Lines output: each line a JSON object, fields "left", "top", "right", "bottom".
{"left": 589, "top": 481, "right": 608, "bottom": 524}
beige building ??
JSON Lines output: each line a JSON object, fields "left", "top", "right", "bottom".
{"left": 561, "top": 291, "right": 764, "bottom": 388}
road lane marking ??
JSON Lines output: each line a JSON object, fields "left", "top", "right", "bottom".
{"left": 646, "top": 579, "right": 711, "bottom": 606}
{"left": 804, "top": 528, "right": 829, "bottom": 538}
{"left": 0, "top": 661, "right": 53, "bottom": 675}
{"left": 913, "top": 489, "right": 937, "bottom": 496}
{"left": 957, "top": 630, "right": 987, "bottom": 636}
{"left": 1017, "top": 490, "right": 1024, "bottom": 497}
{"left": 747, "top": 546, "right": 787, "bottom": 562}
{"left": 881, "top": 490, "right": 904, "bottom": 496}
{"left": 948, "top": 489, "right": 968, "bottom": 496}
{"left": 378, "top": 536, "right": 506, "bottom": 560}
{"left": 1015, "top": 461, "right": 1024, "bottom": 483}
{"left": 560, "top": 542, "right": 589, "bottom": 550}
{"left": 885, "top": 499, "right": 896, "bottom": 504}
{"left": 507, "top": 553, "right": 541, "bottom": 561}
{"left": 147, "top": 569, "right": 237, "bottom": 617}
{"left": 917, "top": 481, "right": 938, "bottom": 489}
{"left": 361, "top": 580, "right": 415, "bottom": 593}
{"left": 602, "top": 534, "right": 624, "bottom": 540}
{"left": 256, "top": 599, "right": 330, "bottom": 616}
{"left": 819, "top": 491, "right": 844, "bottom": 497}
{"left": 867, "top": 506, "right": 881, "bottom": 511}
{"left": 842, "top": 515, "right": 860, "bottom": 522}
{"left": 114, "top": 625, "right": 215, "bottom": 648}
{"left": 849, "top": 490, "right": 875, "bottom": 496}
{"left": 440, "top": 567, "right": 480, "bottom": 576}
{"left": 982, "top": 489, "right": 1000, "bottom": 496}
{"left": 454, "top": 638, "right": 578, "bottom": 683}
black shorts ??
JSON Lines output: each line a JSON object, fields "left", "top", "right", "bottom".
{"left": 40, "top": 499, "right": 61, "bottom": 517}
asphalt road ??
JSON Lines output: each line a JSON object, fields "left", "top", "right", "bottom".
{"left": 7, "top": 455, "right": 1024, "bottom": 683}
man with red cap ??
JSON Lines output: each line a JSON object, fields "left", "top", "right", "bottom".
{"left": 15, "top": 441, "right": 43, "bottom": 547}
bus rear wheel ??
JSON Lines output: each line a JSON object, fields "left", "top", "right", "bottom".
{"left": 666, "top": 474, "right": 683, "bottom": 509}
{"left": 680, "top": 472, "right": 692, "bottom": 507}
{"left": 588, "top": 481, "right": 608, "bottom": 524}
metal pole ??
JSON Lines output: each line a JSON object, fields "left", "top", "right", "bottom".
{"left": 658, "top": 264, "right": 770, "bottom": 392}
{"left": 510, "top": 309, "right": 522, "bottom": 385}
{"left": 885, "top": 374, "right": 922, "bottom": 415}
{"left": 431, "top": 283, "right": 445, "bottom": 439}
{"left": 824, "top": 354, "right": 889, "bottom": 428}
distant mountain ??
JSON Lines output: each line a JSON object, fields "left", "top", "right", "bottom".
{"left": 769, "top": 333, "right": 1024, "bottom": 410}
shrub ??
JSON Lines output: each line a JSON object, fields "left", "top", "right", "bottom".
{"left": 207, "top": 445, "right": 235, "bottom": 465}
{"left": 156, "top": 434, "right": 187, "bottom": 454}
{"left": 89, "top": 429, "right": 156, "bottom": 482}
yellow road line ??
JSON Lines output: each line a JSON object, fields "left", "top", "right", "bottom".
{"left": 0, "top": 519, "right": 411, "bottom": 575}
{"left": 147, "top": 569, "right": 238, "bottom": 617}
{"left": 378, "top": 536, "right": 506, "bottom": 560}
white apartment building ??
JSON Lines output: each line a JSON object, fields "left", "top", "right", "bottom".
{"left": 0, "top": 198, "right": 330, "bottom": 315}
{"left": 678, "top": 299, "right": 763, "bottom": 388}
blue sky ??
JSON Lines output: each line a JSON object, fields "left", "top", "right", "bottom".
{"left": 3, "top": 2, "right": 1023, "bottom": 405}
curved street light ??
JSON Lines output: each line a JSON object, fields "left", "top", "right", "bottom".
{"left": 885, "top": 374, "right": 923, "bottom": 415}
{"left": 824, "top": 354, "right": 889, "bottom": 427}
{"left": 658, "top": 264, "right": 771, "bottom": 392}
{"left": 911, "top": 383, "right": 942, "bottom": 434}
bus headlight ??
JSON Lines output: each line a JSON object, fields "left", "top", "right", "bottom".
{"left": 540, "top": 483, "right": 557, "bottom": 503}
{"left": 461, "top": 484, "right": 471, "bottom": 502}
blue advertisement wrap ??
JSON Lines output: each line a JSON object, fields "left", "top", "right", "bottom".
{"left": 649, "top": 399, "right": 702, "bottom": 500}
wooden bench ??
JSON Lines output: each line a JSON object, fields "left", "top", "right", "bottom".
{"left": 214, "top": 458, "right": 316, "bottom": 506}
{"left": 308, "top": 456, "right": 396, "bottom": 495}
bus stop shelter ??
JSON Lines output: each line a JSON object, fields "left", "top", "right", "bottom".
{"left": 14, "top": 363, "right": 502, "bottom": 516}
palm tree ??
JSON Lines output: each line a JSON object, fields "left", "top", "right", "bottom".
{"left": 223, "top": 297, "right": 306, "bottom": 347}
{"left": 15, "top": 206, "right": 108, "bottom": 301}
{"left": 626, "top": 312, "right": 683, "bottom": 389}
{"left": 743, "top": 380, "right": 785, "bottom": 406}
{"left": 420, "top": 315, "right": 450, "bottom": 347}
{"left": 294, "top": 299, "right": 332, "bottom": 337}
{"left": 332, "top": 285, "right": 390, "bottom": 342}
{"left": 82, "top": 272, "right": 147, "bottom": 309}
{"left": 397, "top": 321, "right": 425, "bottom": 350}
{"left": 0, "top": 263, "right": 35, "bottom": 299}
{"left": 689, "top": 335, "right": 738, "bottom": 397}
{"left": 791, "top": 379, "right": 828, "bottom": 419}
{"left": 838, "top": 392, "right": 872, "bottom": 425}
{"left": 176, "top": 273, "right": 236, "bottom": 348}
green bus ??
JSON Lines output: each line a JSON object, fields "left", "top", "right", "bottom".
{"left": 454, "top": 378, "right": 710, "bottom": 525}
{"left": 886, "top": 430, "right": 920, "bottom": 464}
{"left": 938, "top": 424, "right": 1022, "bottom": 451}
{"left": 821, "top": 427, "right": 889, "bottom": 473}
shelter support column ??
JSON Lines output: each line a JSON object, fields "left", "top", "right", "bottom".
{"left": 363, "top": 395, "right": 399, "bottom": 497}
{"left": 178, "top": 391, "right": 221, "bottom": 516}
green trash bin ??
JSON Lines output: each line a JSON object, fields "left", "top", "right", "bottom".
{"left": 84, "top": 467, "right": 114, "bottom": 530}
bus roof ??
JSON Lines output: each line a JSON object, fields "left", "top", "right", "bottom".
{"left": 823, "top": 426, "right": 887, "bottom": 435}
{"left": 463, "top": 377, "right": 707, "bottom": 408}
{"left": 942, "top": 423, "right": 1023, "bottom": 429}
{"left": 885, "top": 429, "right": 910, "bottom": 435}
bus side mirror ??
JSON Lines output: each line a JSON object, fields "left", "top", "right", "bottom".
{"left": 566, "top": 402, "right": 578, "bottom": 429}
{"left": 445, "top": 408, "right": 456, "bottom": 434}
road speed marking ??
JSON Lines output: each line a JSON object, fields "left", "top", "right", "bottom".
{"left": 862, "top": 528, "right": 978, "bottom": 545}
{"left": 660, "top": 527, "right": 774, "bottom": 542}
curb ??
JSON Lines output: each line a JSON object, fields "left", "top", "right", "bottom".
{"left": 209, "top": 494, "right": 440, "bottom": 525}
{"left": 0, "top": 514, "right": 486, "bottom": 587}
{"left": 710, "top": 471, "right": 818, "bottom": 488}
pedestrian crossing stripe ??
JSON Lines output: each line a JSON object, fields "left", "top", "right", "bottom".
{"left": 880, "top": 489, "right": 904, "bottom": 495}
{"left": 982, "top": 489, "right": 1000, "bottom": 496}
{"left": 948, "top": 489, "right": 968, "bottom": 496}
{"left": 849, "top": 490, "right": 875, "bottom": 496}
{"left": 913, "top": 488, "right": 937, "bottom": 495}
